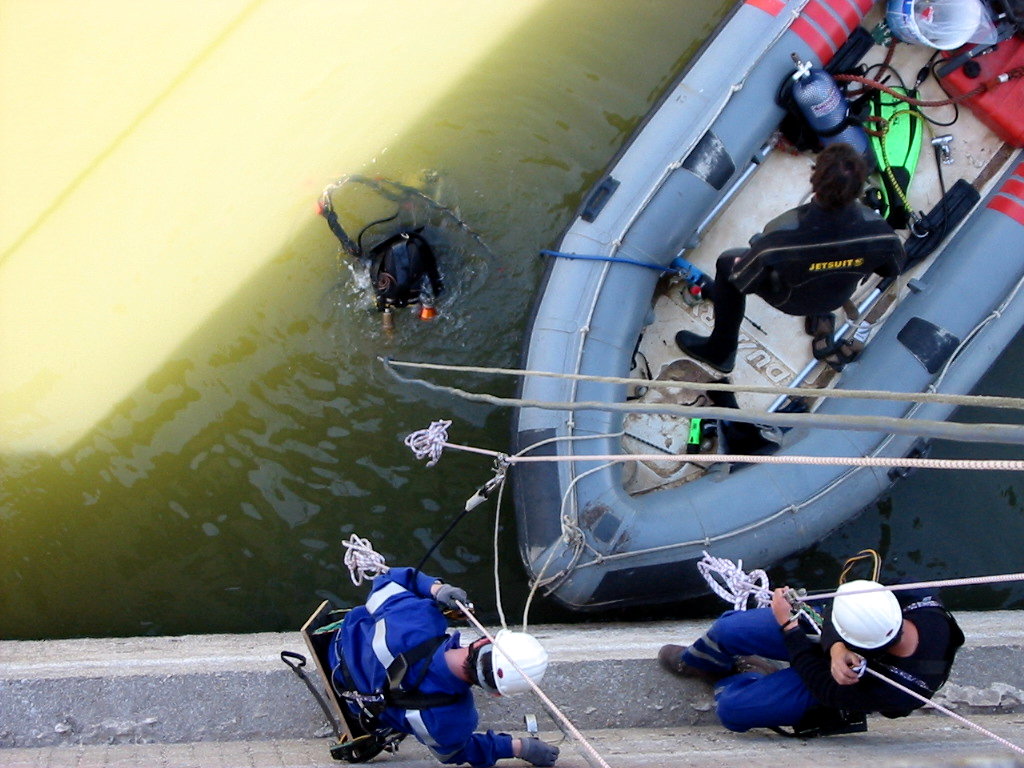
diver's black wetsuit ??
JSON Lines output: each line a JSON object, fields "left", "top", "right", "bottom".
{"left": 367, "top": 230, "right": 443, "bottom": 311}
{"left": 694, "top": 199, "right": 904, "bottom": 365}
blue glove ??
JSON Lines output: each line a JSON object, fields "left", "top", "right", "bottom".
{"left": 518, "top": 738, "right": 559, "bottom": 766}
{"left": 434, "top": 584, "right": 468, "bottom": 610}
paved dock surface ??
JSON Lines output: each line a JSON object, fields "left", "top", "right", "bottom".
{"left": 4, "top": 718, "right": 1024, "bottom": 768}
{"left": 2, "top": 612, "right": 1023, "bottom": 767}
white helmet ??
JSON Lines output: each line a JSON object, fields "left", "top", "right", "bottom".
{"left": 830, "top": 579, "right": 904, "bottom": 650}
{"left": 475, "top": 629, "right": 548, "bottom": 696}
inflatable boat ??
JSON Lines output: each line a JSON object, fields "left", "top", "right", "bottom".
{"left": 512, "top": 0, "right": 1024, "bottom": 610}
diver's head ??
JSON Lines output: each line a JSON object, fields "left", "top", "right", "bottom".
{"left": 811, "top": 143, "right": 868, "bottom": 211}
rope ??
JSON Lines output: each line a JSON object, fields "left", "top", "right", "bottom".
{"left": 405, "top": 425, "right": 1024, "bottom": 471}
{"left": 341, "top": 534, "right": 389, "bottom": 586}
{"left": 383, "top": 363, "right": 1024, "bottom": 447}
{"left": 863, "top": 668, "right": 1024, "bottom": 756}
{"left": 404, "top": 420, "right": 452, "bottom": 467}
{"left": 803, "top": 571, "right": 1024, "bottom": 602}
{"left": 384, "top": 358, "right": 1024, "bottom": 412}
{"left": 456, "top": 601, "right": 613, "bottom": 768}
{"left": 697, "top": 551, "right": 772, "bottom": 610}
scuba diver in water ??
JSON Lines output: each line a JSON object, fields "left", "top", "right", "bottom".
{"left": 319, "top": 192, "right": 444, "bottom": 321}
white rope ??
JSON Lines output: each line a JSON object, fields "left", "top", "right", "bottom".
{"left": 862, "top": 667, "right": 1024, "bottom": 757}
{"left": 404, "top": 426, "right": 1024, "bottom": 471}
{"left": 341, "top": 534, "right": 389, "bottom": 586}
{"left": 802, "top": 571, "right": 1024, "bottom": 602}
{"left": 404, "top": 419, "right": 452, "bottom": 467}
{"left": 456, "top": 601, "right": 612, "bottom": 768}
{"left": 697, "top": 551, "right": 772, "bottom": 610}
{"left": 385, "top": 357, "right": 1024, "bottom": 413}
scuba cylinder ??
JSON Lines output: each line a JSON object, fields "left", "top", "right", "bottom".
{"left": 788, "top": 55, "right": 872, "bottom": 165}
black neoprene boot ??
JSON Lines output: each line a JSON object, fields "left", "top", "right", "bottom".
{"left": 675, "top": 331, "right": 735, "bottom": 374}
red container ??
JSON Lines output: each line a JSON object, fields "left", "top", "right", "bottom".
{"left": 940, "top": 35, "right": 1024, "bottom": 147}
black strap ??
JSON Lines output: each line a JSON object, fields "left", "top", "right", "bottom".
{"left": 384, "top": 634, "right": 462, "bottom": 710}
{"left": 281, "top": 651, "right": 343, "bottom": 739}
{"left": 336, "top": 634, "right": 461, "bottom": 713}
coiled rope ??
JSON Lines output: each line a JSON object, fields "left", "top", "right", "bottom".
{"left": 697, "top": 551, "right": 772, "bottom": 610}
{"left": 404, "top": 419, "right": 453, "bottom": 467}
{"left": 342, "top": 534, "right": 389, "bottom": 586}
{"left": 456, "top": 600, "right": 612, "bottom": 768}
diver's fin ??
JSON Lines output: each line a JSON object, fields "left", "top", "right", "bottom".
{"left": 869, "top": 86, "right": 923, "bottom": 229}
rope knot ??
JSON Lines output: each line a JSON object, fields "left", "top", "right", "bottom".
{"left": 342, "top": 534, "right": 389, "bottom": 585}
{"left": 697, "top": 550, "right": 772, "bottom": 611}
{"left": 404, "top": 419, "right": 453, "bottom": 467}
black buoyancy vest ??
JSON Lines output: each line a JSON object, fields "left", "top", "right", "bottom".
{"left": 369, "top": 230, "right": 435, "bottom": 309}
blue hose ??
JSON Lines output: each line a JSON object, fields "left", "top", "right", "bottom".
{"left": 539, "top": 249, "right": 678, "bottom": 274}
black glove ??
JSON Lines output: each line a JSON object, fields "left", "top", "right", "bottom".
{"left": 518, "top": 738, "right": 559, "bottom": 767}
{"left": 434, "top": 583, "right": 468, "bottom": 610}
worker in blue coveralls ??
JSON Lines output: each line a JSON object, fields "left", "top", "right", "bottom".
{"left": 658, "top": 580, "right": 964, "bottom": 734}
{"left": 328, "top": 566, "right": 559, "bottom": 766}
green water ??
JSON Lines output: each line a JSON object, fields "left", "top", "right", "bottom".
{"left": 0, "top": 0, "right": 730, "bottom": 640}
{"left": 4, "top": 1, "right": 1022, "bottom": 643}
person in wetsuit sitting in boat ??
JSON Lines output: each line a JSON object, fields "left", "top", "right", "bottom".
{"left": 319, "top": 194, "right": 444, "bottom": 314}
{"left": 676, "top": 142, "right": 905, "bottom": 373}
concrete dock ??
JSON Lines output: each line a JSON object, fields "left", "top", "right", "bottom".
{"left": 2, "top": 612, "right": 1023, "bottom": 767}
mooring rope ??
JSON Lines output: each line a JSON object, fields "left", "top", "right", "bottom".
{"left": 385, "top": 365, "right": 1024, "bottom": 447}
{"left": 341, "top": 534, "right": 389, "bottom": 586}
{"left": 403, "top": 420, "right": 1024, "bottom": 472}
{"left": 456, "top": 601, "right": 613, "bottom": 768}
{"left": 384, "top": 358, "right": 1024, "bottom": 412}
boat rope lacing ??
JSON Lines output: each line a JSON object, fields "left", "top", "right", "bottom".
{"left": 456, "top": 600, "right": 612, "bottom": 768}
{"left": 700, "top": 555, "right": 1024, "bottom": 757}
{"left": 342, "top": 534, "right": 390, "bottom": 586}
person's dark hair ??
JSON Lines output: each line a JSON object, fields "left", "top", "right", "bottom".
{"left": 810, "top": 143, "right": 867, "bottom": 211}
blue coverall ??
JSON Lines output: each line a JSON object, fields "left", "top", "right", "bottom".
{"left": 328, "top": 567, "right": 515, "bottom": 767}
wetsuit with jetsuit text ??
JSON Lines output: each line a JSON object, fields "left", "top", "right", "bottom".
{"left": 698, "top": 199, "right": 905, "bottom": 363}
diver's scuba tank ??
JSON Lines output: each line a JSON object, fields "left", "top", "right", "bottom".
{"left": 788, "top": 55, "right": 872, "bottom": 165}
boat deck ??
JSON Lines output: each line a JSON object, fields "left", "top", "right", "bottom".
{"left": 623, "top": 20, "right": 1016, "bottom": 494}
